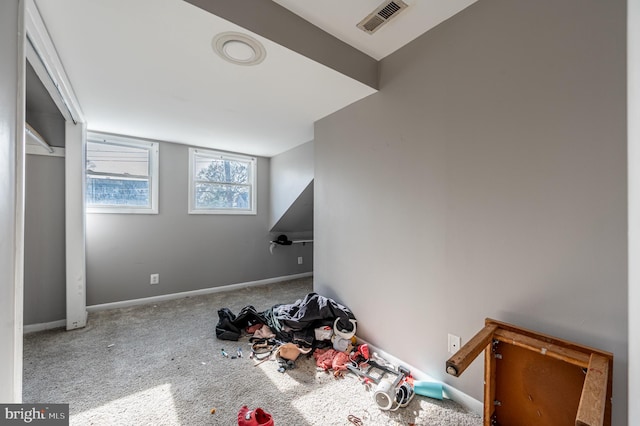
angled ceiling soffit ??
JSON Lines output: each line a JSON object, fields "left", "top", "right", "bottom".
{"left": 184, "top": 0, "right": 379, "bottom": 90}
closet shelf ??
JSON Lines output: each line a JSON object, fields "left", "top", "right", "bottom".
{"left": 269, "top": 238, "right": 313, "bottom": 254}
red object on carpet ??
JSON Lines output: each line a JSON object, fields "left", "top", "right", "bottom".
{"left": 237, "top": 406, "right": 274, "bottom": 426}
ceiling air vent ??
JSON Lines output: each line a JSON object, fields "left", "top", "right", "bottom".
{"left": 357, "top": 0, "right": 409, "bottom": 34}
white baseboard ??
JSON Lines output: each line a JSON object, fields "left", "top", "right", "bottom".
{"left": 23, "top": 319, "right": 66, "bottom": 334}
{"left": 357, "top": 338, "right": 483, "bottom": 415}
{"left": 24, "top": 273, "right": 313, "bottom": 333}
{"left": 86, "top": 272, "right": 313, "bottom": 313}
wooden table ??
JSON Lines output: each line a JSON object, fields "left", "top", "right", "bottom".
{"left": 445, "top": 318, "right": 613, "bottom": 426}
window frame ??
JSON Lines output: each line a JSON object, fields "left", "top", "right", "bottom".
{"left": 85, "top": 132, "right": 159, "bottom": 214}
{"left": 188, "top": 147, "right": 257, "bottom": 215}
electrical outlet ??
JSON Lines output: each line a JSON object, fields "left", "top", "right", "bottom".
{"left": 150, "top": 273, "right": 159, "bottom": 285}
{"left": 448, "top": 333, "right": 461, "bottom": 354}
{"left": 298, "top": 256, "right": 303, "bottom": 265}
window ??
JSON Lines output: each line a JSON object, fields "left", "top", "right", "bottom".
{"left": 189, "top": 148, "right": 256, "bottom": 214}
{"left": 86, "top": 133, "right": 159, "bottom": 214}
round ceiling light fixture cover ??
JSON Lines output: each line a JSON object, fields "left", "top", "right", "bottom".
{"left": 212, "top": 32, "right": 266, "bottom": 66}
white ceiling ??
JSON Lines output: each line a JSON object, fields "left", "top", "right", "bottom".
{"left": 34, "top": 0, "right": 475, "bottom": 157}
{"left": 272, "top": 0, "right": 477, "bottom": 61}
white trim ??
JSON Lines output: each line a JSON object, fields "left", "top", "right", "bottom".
{"left": 65, "top": 122, "right": 87, "bottom": 330}
{"left": 23, "top": 319, "right": 66, "bottom": 334}
{"left": 188, "top": 147, "right": 257, "bottom": 215}
{"left": 86, "top": 132, "right": 159, "bottom": 214}
{"left": 26, "top": 143, "right": 65, "bottom": 157}
{"left": 629, "top": 0, "right": 639, "bottom": 421}
{"left": 24, "top": 0, "right": 84, "bottom": 123}
{"left": 0, "top": 0, "right": 27, "bottom": 403}
{"left": 24, "top": 0, "right": 88, "bottom": 333}
{"left": 12, "top": 0, "right": 27, "bottom": 403}
{"left": 25, "top": 41, "right": 73, "bottom": 123}
{"left": 87, "top": 272, "right": 313, "bottom": 312}
{"left": 356, "top": 338, "right": 483, "bottom": 415}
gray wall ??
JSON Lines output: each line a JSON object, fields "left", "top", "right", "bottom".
{"left": 269, "top": 140, "right": 314, "bottom": 232}
{"left": 271, "top": 181, "right": 313, "bottom": 234}
{"left": 630, "top": 1, "right": 640, "bottom": 419}
{"left": 25, "top": 61, "right": 65, "bottom": 148}
{"left": 86, "top": 140, "right": 312, "bottom": 305}
{"left": 314, "top": 0, "right": 627, "bottom": 423}
{"left": 23, "top": 61, "right": 67, "bottom": 326}
{"left": 24, "top": 155, "right": 66, "bottom": 325}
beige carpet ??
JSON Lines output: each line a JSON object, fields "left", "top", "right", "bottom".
{"left": 23, "top": 277, "right": 481, "bottom": 425}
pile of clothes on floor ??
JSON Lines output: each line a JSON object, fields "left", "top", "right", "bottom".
{"left": 217, "top": 292, "right": 425, "bottom": 418}
{"left": 215, "top": 292, "right": 358, "bottom": 373}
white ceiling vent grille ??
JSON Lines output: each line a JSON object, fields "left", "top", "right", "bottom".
{"left": 357, "top": 0, "right": 409, "bottom": 34}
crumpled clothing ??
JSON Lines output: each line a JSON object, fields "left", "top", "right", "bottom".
{"left": 252, "top": 324, "right": 275, "bottom": 340}
{"left": 314, "top": 348, "right": 350, "bottom": 372}
{"left": 277, "top": 343, "right": 312, "bottom": 361}
{"left": 216, "top": 293, "right": 356, "bottom": 346}
{"left": 266, "top": 293, "right": 356, "bottom": 343}
{"left": 270, "top": 293, "right": 356, "bottom": 331}
{"left": 246, "top": 323, "right": 263, "bottom": 334}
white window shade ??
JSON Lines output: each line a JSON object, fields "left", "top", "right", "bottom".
{"left": 86, "top": 133, "right": 159, "bottom": 214}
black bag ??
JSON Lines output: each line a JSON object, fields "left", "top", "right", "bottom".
{"left": 215, "top": 308, "right": 241, "bottom": 341}
{"left": 233, "top": 305, "right": 265, "bottom": 329}
{"left": 215, "top": 305, "right": 267, "bottom": 341}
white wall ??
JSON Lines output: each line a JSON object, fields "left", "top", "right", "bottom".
{"left": 0, "top": 0, "right": 24, "bottom": 402}
{"left": 315, "top": 0, "right": 627, "bottom": 424}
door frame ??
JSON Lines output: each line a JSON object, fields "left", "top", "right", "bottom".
{"left": 25, "top": 0, "right": 87, "bottom": 330}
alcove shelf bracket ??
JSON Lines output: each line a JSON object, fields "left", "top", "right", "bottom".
{"left": 269, "top": 239, "right": 313, "bottom": 254}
